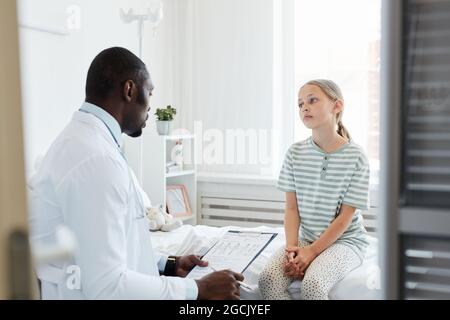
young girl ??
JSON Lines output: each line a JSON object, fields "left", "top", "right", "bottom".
{"left": 259, "top": 79, "right": 370, "bottom": 300}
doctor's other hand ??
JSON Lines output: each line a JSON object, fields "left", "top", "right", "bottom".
{"left": 196, "top": 270, "right": 244, "bottom": 300}
{"left": 175, "top": 255, "right": 208, "bottom": 277}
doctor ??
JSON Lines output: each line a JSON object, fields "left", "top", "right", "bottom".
{"left": 29, "top": 47, "right": 244, "bottom": 300}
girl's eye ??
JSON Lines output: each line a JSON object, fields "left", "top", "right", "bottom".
{"left": 309, "top": 97, "right": 318, "bottom": 104}
{"left": 298, "top": 103, "right": 304, "bottom": 108}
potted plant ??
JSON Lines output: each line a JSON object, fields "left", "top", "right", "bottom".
{"left": 155, "top": 105, "right": 177, "bottom": 135}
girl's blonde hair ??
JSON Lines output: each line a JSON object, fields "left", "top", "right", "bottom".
{"left": 303, "top": 79, "right": 351, "bottom": 141}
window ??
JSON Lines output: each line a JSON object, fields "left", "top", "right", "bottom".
{"left": 293, "top": 0, "right": 381, "bottom": 186}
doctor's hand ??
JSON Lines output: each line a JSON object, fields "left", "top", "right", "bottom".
{"left": 175, "top": 255, "right": 208, "bottom": 278}
{"left": 175, "top": 255, "right": 208, "bottom": 277}
{"left": 196, "top": 270, "right": 244, "bottom": 300}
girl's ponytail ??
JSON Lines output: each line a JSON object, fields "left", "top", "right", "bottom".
{"left": 337, "top": 121, "right": 351, "bottom": 141}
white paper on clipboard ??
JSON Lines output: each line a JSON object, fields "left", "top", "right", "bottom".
{"left": 186, "top": 230, "right": 277, "bottom": 279}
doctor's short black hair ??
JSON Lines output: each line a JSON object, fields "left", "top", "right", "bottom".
{"left": 85, "top": 47, "right": 150, "bottom": 100}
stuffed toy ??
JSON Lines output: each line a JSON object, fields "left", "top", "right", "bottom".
{"left": 146, "top": 205, "right": 183, "bottom": 232}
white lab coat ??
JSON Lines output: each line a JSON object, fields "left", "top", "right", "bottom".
{"left": 28, "top": 111, "right": 191, "bottom": 299}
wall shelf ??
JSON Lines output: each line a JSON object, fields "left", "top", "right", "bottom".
{"left": 143, "top": 134, "right": 197, "bottom": 225}
{"left": 19, "top": 22, "right": 70, "bottom": 36}
{"left": 166, "top": 170, "right": 195, "bottom": 178}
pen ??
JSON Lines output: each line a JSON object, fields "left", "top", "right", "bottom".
{"left": 209, "top": 265, "right": 255, "bottom": 291}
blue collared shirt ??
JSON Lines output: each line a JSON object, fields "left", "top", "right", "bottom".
{"left": 80, "top": 102, "right": 123, "bottom": 148}
{"left": 78, "top": 102, "right": 198, "bottom": 300}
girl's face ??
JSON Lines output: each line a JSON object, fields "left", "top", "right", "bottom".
{"left": 298, "top": 84, "right": 342, "bottom": 130}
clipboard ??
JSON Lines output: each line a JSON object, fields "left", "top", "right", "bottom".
{"left": 186, "top": 230, "right": 278, "bottom": 279}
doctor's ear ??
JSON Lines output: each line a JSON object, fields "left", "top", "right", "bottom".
{"left": 122, "top": 80, "right": 135, "bottom": 102}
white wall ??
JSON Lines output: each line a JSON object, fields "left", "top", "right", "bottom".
{"left": 19, "top": 0, "right": 289, "bottom": 192}
{"left": 166, "top": 0, "right": 281, "bottom": 176}
{"left": 18, "top": 0, "right": 175, "bottom": 179}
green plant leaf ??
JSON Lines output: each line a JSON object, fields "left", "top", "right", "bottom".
{"left": 155, "top": 105, "right": 177, "bottom": 121}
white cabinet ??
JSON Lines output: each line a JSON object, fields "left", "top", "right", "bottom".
{"left": 143, "top": 134, "right": 197, "bottom": 225}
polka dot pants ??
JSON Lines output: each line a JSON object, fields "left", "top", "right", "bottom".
{"left": 258, "top": 240, "right": 361, "bottom": 300}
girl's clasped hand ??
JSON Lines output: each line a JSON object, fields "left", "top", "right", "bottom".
{"left": 283, "top": 246, "right": 318, "bottom": 279}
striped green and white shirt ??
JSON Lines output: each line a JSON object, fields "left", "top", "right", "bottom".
{"left": 277, "top": 137, "right": 370, "bottom": 260}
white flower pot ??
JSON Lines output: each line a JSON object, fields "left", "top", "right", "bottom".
{"left": 156, "top": 120, "right": 172, "bottom": 135}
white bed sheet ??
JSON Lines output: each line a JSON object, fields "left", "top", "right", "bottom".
{"left": 151, "top": 224, "right": 381, "bottom": 300}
